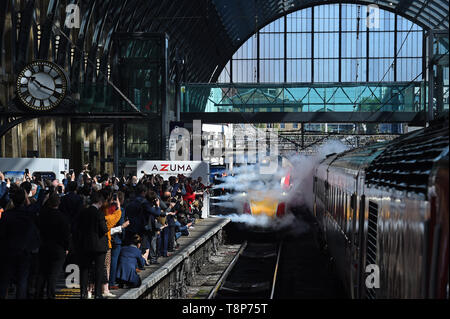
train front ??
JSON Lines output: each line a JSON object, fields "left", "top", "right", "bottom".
{"left": 241, "top": 172, "right": 291, "bottom": 220}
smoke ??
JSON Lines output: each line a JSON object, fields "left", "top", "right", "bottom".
{"left": 211, "top": 140, "right": 349, "bottom": 230}
{"left": 286, "top": 140, "right": 349, "bottom": 211}
{"left": 212, "top": 212, "right": 308, "bottom": 234}
{"left": 212, "top": 213, "right": 273, "bottom": 227}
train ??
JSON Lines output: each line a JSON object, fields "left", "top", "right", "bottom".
{"left": 241, "top": 156, "right": 292, "bottom": 220}
{"left": 313, "top": 120, "right": 449, "bottom": 299}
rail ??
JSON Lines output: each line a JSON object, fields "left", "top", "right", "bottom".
{"left": 208, "top": 240, "right": 283, "bottom": 299}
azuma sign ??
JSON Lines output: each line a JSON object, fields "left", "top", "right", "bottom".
{"left": 150, "top": 163, "right": 193, "bottom": 173}
{"left": 136, "top": 161, "right": 210, "bottom": 183}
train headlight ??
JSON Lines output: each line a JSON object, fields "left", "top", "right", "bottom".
{"left": 242, "top": 192, "right": 247, "bottom": 197}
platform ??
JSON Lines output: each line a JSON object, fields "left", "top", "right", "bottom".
{"left": 54, "top": 217, "right": 230, "bottom": 299}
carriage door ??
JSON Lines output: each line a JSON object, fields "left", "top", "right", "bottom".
{"left": 350, "top": 175, "right": 362, "bottom": 298}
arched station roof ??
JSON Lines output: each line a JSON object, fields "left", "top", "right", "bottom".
{"left": 1, "top": 0, "right": 448, "bottom": 85}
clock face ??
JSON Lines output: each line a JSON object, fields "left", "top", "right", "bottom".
{"left": 16, "top": 60, "right": 68, "bottom": 111}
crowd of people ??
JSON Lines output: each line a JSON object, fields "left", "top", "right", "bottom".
{"left": 0, "top": 165, "right": 208, "bottom": 299}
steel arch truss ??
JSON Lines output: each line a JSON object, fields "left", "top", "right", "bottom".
{"left": 0, "top": 0, "right": 448, "bottom": 110}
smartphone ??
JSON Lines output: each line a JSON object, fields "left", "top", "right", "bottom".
{"left": 112, "top": 193, "right": 118, "bottom": 201}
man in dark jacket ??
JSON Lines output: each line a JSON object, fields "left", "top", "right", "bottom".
{"left": 0, "top": 189, "right": 39, "bottom": 299}
{"left": 125, "top": 185, "right": 164, "bottom": 264}
{"left": 75, "top": 191, "right": 108, "bottom": 299}
{"left": 36, "top": 192, "right": 71, "bottom": 299}
{"left": 59, "top": 181, "right": 83, "bottom": 266}
{"left": 59, "top": 181, "right": 83, "bottom": 232}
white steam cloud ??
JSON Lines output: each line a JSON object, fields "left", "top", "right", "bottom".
{"left": 211, "top": 140, "right": 349, "bottom": 230}
{"left": 286, "top": 140, "right": 349, "bottom": 211}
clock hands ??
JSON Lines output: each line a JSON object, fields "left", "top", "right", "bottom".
{"left": 31, "top": 78, "right": 56, "bottom": 93}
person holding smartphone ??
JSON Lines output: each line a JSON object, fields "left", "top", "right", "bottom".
{"left": 101, "top": 190, "right": 122, "bottom": 298}
{"left": 109, "top": 192, "right": 129, "bottom": 290}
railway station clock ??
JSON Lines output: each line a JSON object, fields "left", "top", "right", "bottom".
{"left": 16, "top": 60, "right": 69, "bottom": 111}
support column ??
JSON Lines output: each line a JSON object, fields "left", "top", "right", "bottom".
{"left": 100, "top": 125, "right": 106, "bottom": 174}
{"left": 71, "top": 122, "right": 85, "bottom": 173}
{"left": 87, "top": 124, "right": 100, "bottom": 174}
{"left": 106, "top": 125, "right": 114, "bottom": 175}
{"left": 21, "top": 120, "right": 33, "bottom": 157}
{"left": 33, "top": 119, "right": 39, "bottom": 156}
{"left": 48, "top": 119, "right": 56, "bottom": 158}
{"left": 39, "top": 119, "right": 47, "bottom": 158}
{"left": 62, "top": 119, "right": 71, "bottom": 159}
{"left": 435, "top": 63, "right": 443, "bottom": 114}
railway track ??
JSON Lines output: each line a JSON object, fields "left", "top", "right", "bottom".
{"left": 208, "top": 241, "right": 283, "bottom": 299}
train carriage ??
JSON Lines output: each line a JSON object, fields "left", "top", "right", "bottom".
{"left": 314, "top": 120, "right": 449, "bottom": 299}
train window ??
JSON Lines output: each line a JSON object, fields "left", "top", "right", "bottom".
{"left": 348, "top": 194, "right": 352, "bottom": 233}
{"left": 342, "top": 191, "right": 345, "bottom": 229}
{"left": 329, "top": 186, "right": 333, "bottom": 215}
{"left": 331, "top": 187, "right": 335, "bottom": 217}
{"left": 338, "top": 189, "right": 341, "bottom": 225}
{"left": 339, "top": 189, "right": 341, "bottom": 222}
{"left": 342, "top": 192, "right": 346, "bottom": 231}
{"left": 334, "top": 188, "right": 338, "bottom": 221}
{"left": 350, "top": 193, "right": 356, "bottom": 210}
{"left": 335, "top": 189, "right": 338, "bottom": 222}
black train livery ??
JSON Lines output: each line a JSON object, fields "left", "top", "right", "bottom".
{"left": 314, "top": 120, "right": 449, "bottom": 299}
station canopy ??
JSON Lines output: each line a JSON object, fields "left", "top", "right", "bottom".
{"left": 110, "top": 0, "right": 448, "bottom": 82}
